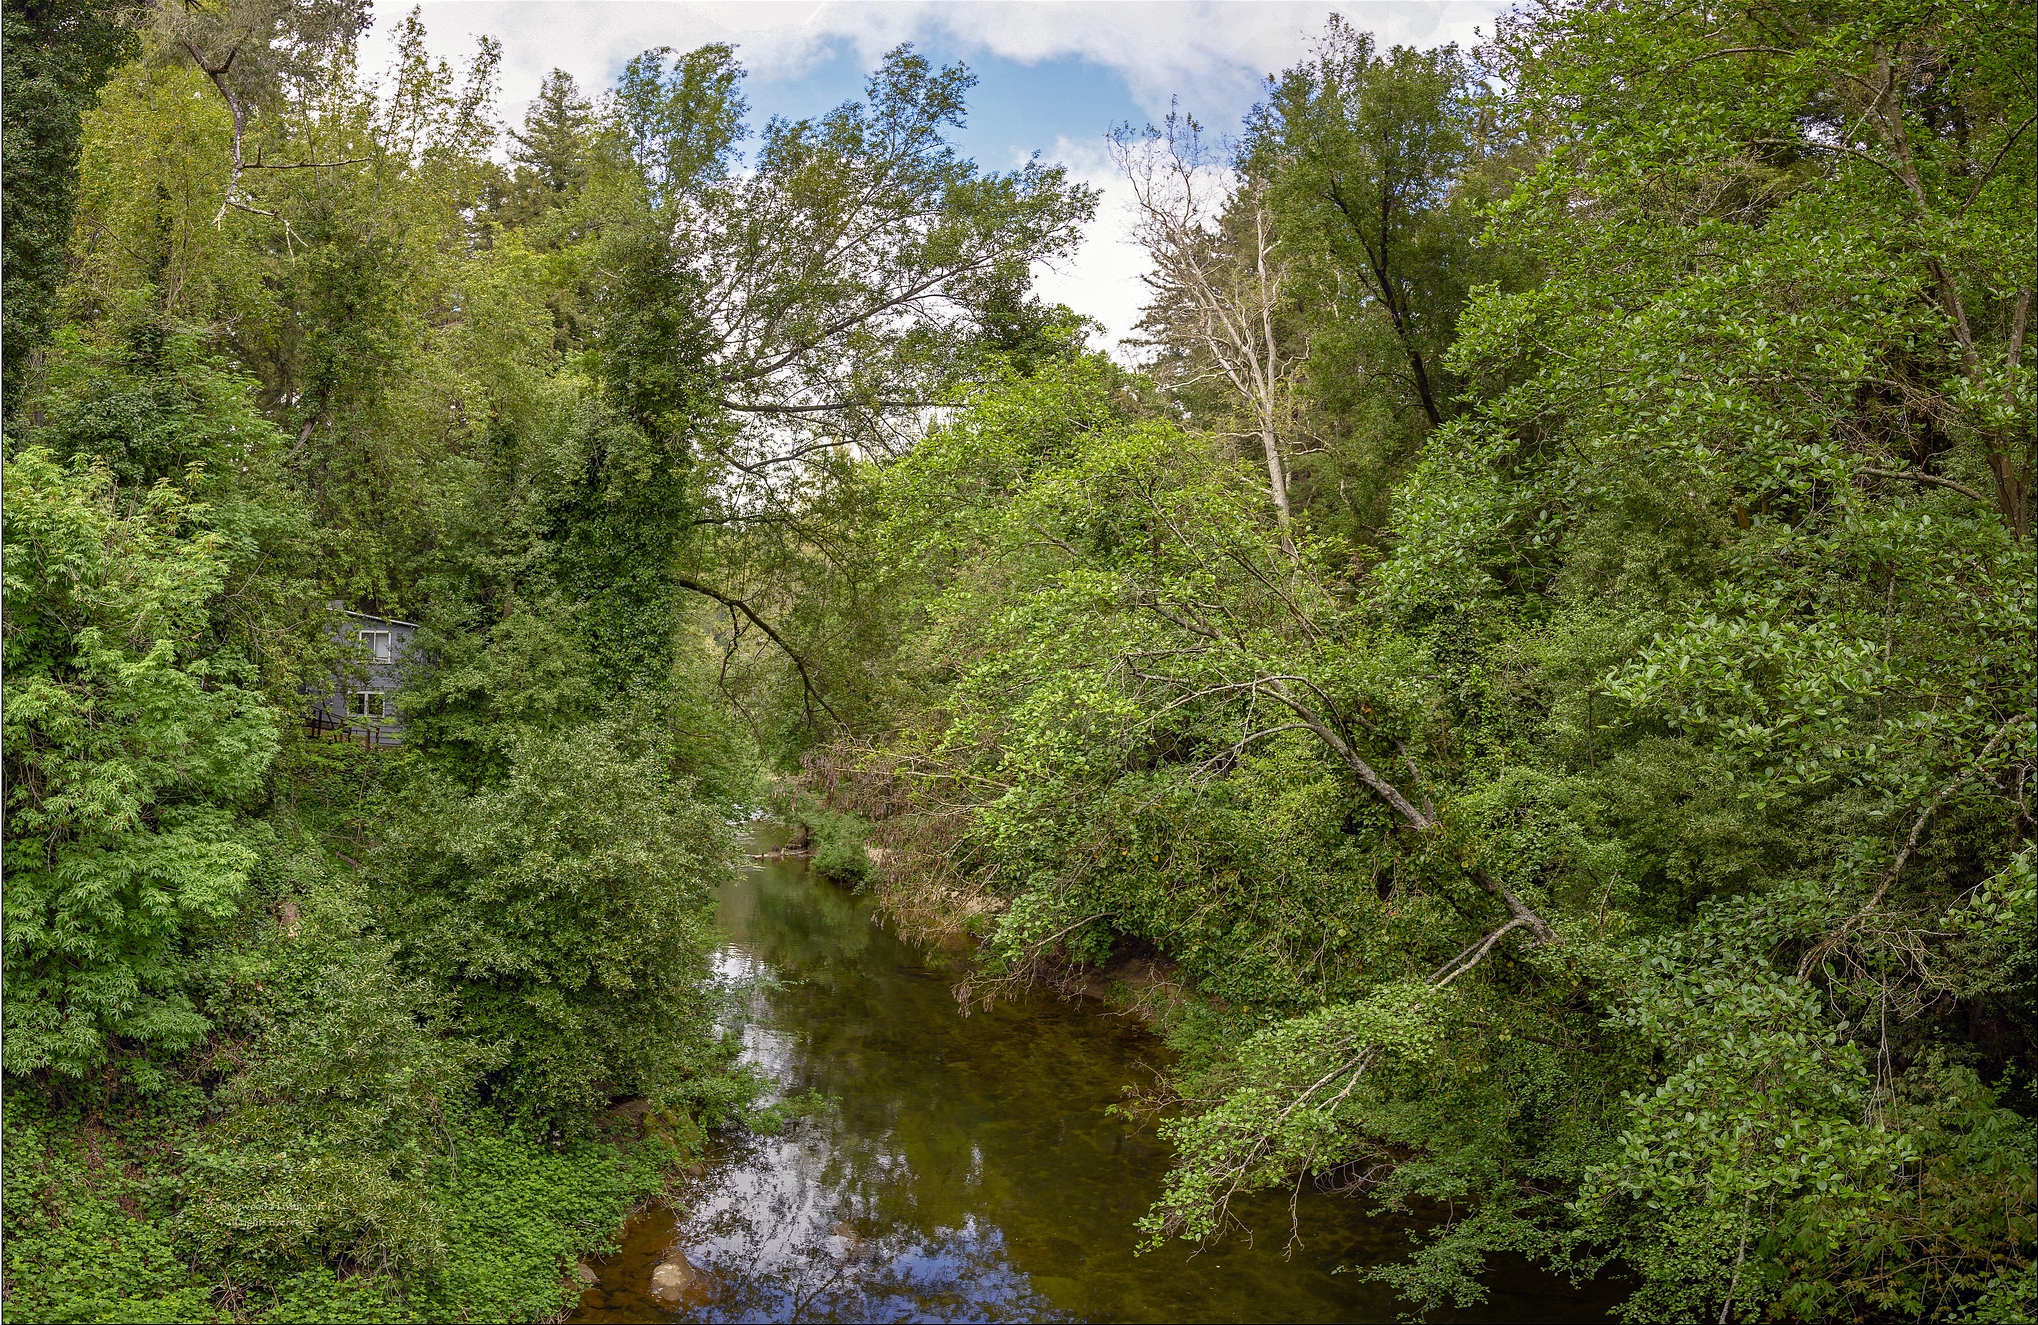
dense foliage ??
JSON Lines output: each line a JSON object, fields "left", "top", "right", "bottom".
{"left": 4, "top": 0, "right": 2030, "bottom": 1321}
{"left": 783, "top": 3, "right": 2036, "bottom": 1321}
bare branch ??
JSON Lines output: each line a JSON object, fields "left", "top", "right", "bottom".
{"left": 1959, "top": 113, "right": 2037, "bottom": 217}
{"left": 1858, "top": 466, "right": 1990, "bottom": 504}
{"left": 1798, "top": 712, "right": 2030, "bottom": 979}
{"left": 673, "top": 577, "right": 843, "bottom": 728}
{"left": 181, "top": 40, "right": 362, "bottom": 241}
{"left": 1430, "top": 918, "right": 1528, "bottom": 988}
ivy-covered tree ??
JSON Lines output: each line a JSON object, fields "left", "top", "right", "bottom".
{"left": 1, "top": 0, "right": 137, "bottom": 408}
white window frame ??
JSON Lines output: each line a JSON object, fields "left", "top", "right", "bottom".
{"left": 359, "top": 630, "right": 393, "bottom": 664}
{"left": 348, "top": 691, "right": 388, "bottom": 720}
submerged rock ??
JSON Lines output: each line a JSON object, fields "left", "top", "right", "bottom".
{"left": 649, "top": 1250, "right": 699, "bottom": 1303}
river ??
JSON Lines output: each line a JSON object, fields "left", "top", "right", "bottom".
{"left": 569, "top": 833, "right": 1617, "bottom": 1323}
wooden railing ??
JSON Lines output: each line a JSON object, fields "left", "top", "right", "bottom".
{"left": 304, "top": 709, "right": 398, "bottom": 750}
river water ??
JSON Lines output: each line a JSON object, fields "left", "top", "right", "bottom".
{"left": 570, "top": 837, "right": 1616, "bottom": 1323}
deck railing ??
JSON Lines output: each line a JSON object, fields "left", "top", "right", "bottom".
{"left": 304, "top": 708, "right": 398, "bottom": 750}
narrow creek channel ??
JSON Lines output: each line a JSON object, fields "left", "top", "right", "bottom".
{"left": 570, "top": 831, "right": 1617, "bottom": 1323}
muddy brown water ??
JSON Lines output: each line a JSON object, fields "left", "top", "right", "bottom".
{"left": 570, "top": 832, "right": 1620, "bottom": 1323}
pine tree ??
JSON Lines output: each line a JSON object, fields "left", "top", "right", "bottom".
{"left": 509, "top": 68, "right": 593, "bottom": 194}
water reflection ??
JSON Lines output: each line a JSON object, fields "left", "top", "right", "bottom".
{"left": 571, "top": 836, "right": 1614, "bottom": 1324}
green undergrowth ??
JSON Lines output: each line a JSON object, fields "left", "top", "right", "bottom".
{"left": 0, "top": 726, "right": 753, "bottom": 1324}
{"left": 1, "top": 1092, "right": 675, "bottom": 1324}
{"left": 786, "top": 801, "right": 874, "bottom": 888}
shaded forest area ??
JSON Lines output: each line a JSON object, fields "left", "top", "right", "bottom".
{"left": 2, "top": 1, "right": 2032, "bottom": 1321}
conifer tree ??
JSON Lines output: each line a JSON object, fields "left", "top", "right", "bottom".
{"left": 509, "top": 68, "right": 593, "bottom": 194}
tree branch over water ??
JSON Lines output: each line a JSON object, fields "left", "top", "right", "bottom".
{"left": 674, "top": 576, "right": 842, "bottom": 729}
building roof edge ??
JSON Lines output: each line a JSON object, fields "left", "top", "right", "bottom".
{"left": 339, "top": 609, "right": 421, "bottom": 629}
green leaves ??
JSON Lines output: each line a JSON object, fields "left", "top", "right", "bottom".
{"left": 1607, "top": 610, "right": 1890, "bottom": 793}
{"left": 374, "top": 721, "right": 729, "bottom": 1115}
{"left": 612, "top": 43, "right": 746, "bottom": 201}
{"left": 3, "top": 448, "right": 280, "bottom": 1077}
{"left": 803, "top": 6, "right": 2033, "bottom": 1321}
{"left": 1143, "top": 980, "right": 1451, "bottom": 1246}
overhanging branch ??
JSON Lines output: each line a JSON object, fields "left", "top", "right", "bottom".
{"left": 1859, "top": 465, "right": 1989, "bottom": 504}
{"left": 674, "top": 576, "right": 842, "bottom": 728}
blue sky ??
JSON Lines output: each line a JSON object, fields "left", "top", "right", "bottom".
{"left": 742, "top": 40, "right": 1150, "bottom": 169}
{"left": 366, "top": 2, "right": 1504, "bottom": 348}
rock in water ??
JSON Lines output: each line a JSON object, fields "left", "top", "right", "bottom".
{"left": 824, "top": 1220, "right": 865, "bottom": 1260}
{"left": 649, "top": 1250, "right": 697, "bottom": 1303}
{"left": 574, "top": 1260, "right": 599, "bottom": 1285}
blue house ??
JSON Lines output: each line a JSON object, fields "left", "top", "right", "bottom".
{"left": 308, "top": 605, "right": 418, "bottom": 747}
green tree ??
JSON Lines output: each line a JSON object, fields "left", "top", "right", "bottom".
{"left": 1248, "top": 22, "right": 1488, "bottom": 430}
{"left": 2, "top": 448, "right": 281, "bottom": 1080}
{"left": 375, "top": 723, "right": 730, "bottom": 1117}
{"left": 804, "top": 6, "right": 2034, "bottom": 1317}
{"left": 566, "top": 42, "right": 1095, "bottom": 721}
{"left": 1238, "top": 20, "right": 1526, "bottom": 539}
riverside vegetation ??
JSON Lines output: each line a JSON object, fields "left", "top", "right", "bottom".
{"left": 1, "top": 2, "right": 2031, "bottom": 1322}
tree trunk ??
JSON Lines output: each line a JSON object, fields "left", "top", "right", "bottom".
{"left": 1259, "top": 423, "right": 1292, "bottom": 533}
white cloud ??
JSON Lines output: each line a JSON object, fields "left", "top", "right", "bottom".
{"left": 1023, "top": 135, "right": 1150, "bottom": 358}
{"left": 887, "top": 1, "right": 1493, "bottom": 113}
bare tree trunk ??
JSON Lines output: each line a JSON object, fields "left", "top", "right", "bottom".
{"left": 1259, "top": 422, "right": 1292, "bottom": 532}
{"left": 1253, "top": 205, "right": 1294, "bottom": 532}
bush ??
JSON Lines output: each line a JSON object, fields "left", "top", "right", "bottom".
{"left": 803, "top": 807, "right": 874, "bottom": 886}
{"left": 2, "top": 447, "right": 279, "bottom": 1081}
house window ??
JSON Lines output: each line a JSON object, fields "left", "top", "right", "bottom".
{"left": 360, "top": 630, "right": 392, "bottom": 664}
{"left": 348, "top": 691, "right": 387, "bottom": 719}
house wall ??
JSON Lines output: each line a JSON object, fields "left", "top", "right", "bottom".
{"left": 310, "top": 610, "right": 419, "bottom": 744}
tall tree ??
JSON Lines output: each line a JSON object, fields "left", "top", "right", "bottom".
{"left": 509, "top": 67, "right": 594, "bottom": 194}
{"left": 576, "top": 43, "right": 1094, "bottom": 717}
{"left": 1116, "top": 110, "right": 1300, "bottom": 540}
{"left": 1247, "top": 22, "right": 1490, "bottom": 430}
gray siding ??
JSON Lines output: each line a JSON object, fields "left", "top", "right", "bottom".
{"left": 310, "top": 610, "right": 419, "bottom": 743}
